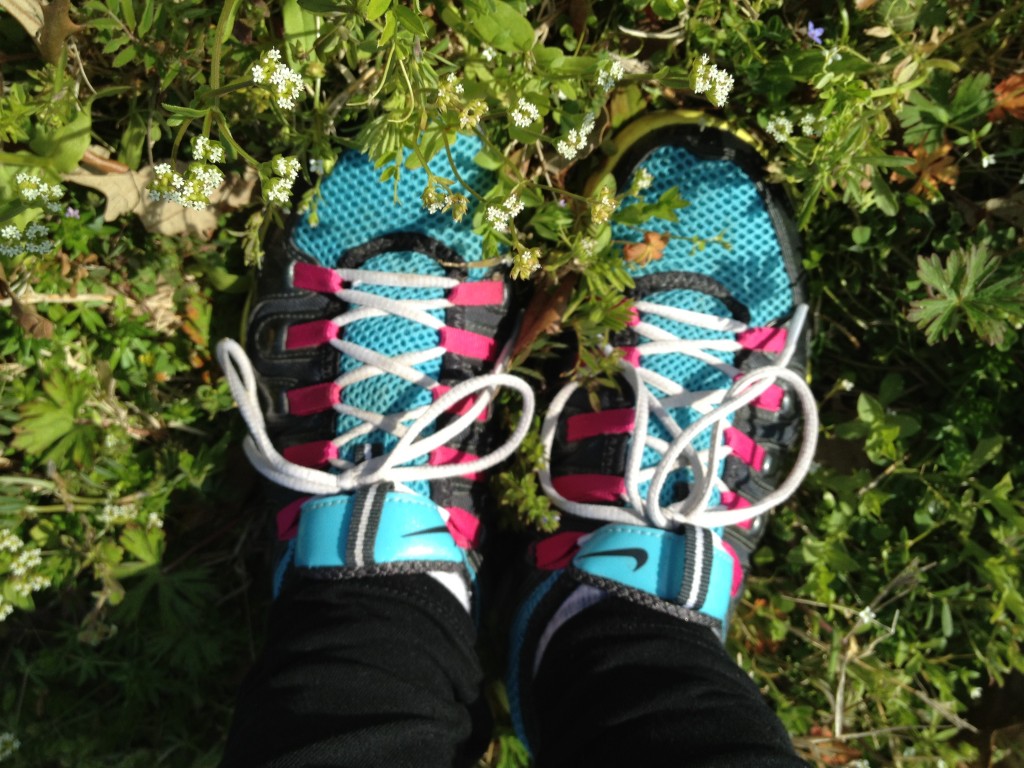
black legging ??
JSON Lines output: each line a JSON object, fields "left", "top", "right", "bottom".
{"left": 221, "top": 573, "right": 805, "bottom": 767}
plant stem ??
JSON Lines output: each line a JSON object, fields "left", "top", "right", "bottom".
{"left": 206, "top": 0, "right": 245, "bottom": 136}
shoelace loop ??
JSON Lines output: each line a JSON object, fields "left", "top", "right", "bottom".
{"left": 539, "top": 303, "right": 818, "bottom": 530}
{"left": 216, "top": 267, "right": 535, "bottom": 497}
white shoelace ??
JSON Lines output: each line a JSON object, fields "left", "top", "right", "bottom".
{"left": 539, "top": 303, "right": 818, "bottom": 530}
{"left": 216, "top": 269, "right": 535, "bottom": 497}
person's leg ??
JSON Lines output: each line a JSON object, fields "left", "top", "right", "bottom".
{"left": 222, "top": 574, "right": 486, "bottom": 768}
{"left": 216, "top": 133, "right": 533, "bottom": 767}
{"left": 508, "top": 112, "right": 817, "bottom": 767}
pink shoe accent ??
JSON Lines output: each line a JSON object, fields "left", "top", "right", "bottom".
{"left": 719, "top": 538, "right": 745, "bottom": 598}
{"left": 734, "top": 375, "right": 784, "bottom": 412}
{"left": 448, "top": 281, "right": 505, "bottom": 306}
{"left": 292, "top": 262, "right": 344, "bottom": 293}
{"left": 432, "top": 385, "right": 487, "bottom": 422}
{"left": 287, "top": 381, "right": 342, "bottom": 416}
{"left": 619, "top": 346, "right": 641, "bottom": 366}
{"left": 737, "top": 326, "right": 787, "bottom": 354}
{"left": 565, "top": 408, "right": 635, "bottom": 442}
{"left": 552, "top": 474, "right": 626, "bottom": 503}
{"left": 283, "top": 440, "right": 338, "bottom": 467}
{"left": 445, "top": 506, "right": 482, "bottom": 549}
{"left": 429, "top": 445, "right": 483, "bottom": 480}
{"left": 276, "top": 496, "right": 311, "bottom": 541}
{"left": 719, "top": 491, "right": 753, "bottom": 530}
{"left": 724, "top": 427, "right": 765, "bottom": 471}
{"left": 439, "top": 326, "right": 498, "bottom": 362}
{"left": 627, "top": 306, "right": 641, "bottom": 326}
{"left": 285, "top": 319, "right": 340, "bottom": 350}
{"left": 534, "top": 531, "right": 586, "bottom": 570}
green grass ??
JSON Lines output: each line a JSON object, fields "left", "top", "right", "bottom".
{"left": 2, "top": 0, "right": 1023, "bottom": 765}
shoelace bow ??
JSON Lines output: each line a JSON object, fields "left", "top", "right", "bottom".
{"left": 539, "top": 303, "right": 818, "bottom": 530}
{"left": 216, "top": 267, "right": 535, "bottom": 497}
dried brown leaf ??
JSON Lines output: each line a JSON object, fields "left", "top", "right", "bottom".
{"left": 0, "top": 278, "right": 54, "bottom": 339}
{"left": 623, "top": 231, "right": 669, "bottom": 266}
{"left": 889, "top": 143, "right": 959, "bottom": 200}
{"left": 63, "top": 163, "right": 257, "bottom": 239}
{"left": 989, "top": 72, "right": 1024, "bottom": 122}
{"left": 0, "top": 0, "right": 43, "bottom": 39}
{"left": 512, "top": 274, "right": 578, "bottom": 361}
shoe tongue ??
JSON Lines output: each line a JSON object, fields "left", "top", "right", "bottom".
{"left": 334, "top": 251, "right": 446, "bottom": 462}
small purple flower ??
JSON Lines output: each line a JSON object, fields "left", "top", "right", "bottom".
{"left": 65, "top": 206, "right": 80, "bottom": 219}
{"left": 807, "top": 21, "right": 824, "bottom": 44}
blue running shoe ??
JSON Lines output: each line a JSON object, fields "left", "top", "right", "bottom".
{"left": 216, "top": 137, "right": 534, "bottom": 612}
{"left": 508, "top": 111, "right": 818, "bottom": 749}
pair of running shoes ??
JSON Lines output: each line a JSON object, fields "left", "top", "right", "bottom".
{"left": 215, "top": 109, "right": 818, "bottom": 734}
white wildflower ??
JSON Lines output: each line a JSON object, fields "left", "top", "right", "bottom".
{"left": 800, "top": 113, "right": 822, "bottom": 137}
{"left": 265, "top": 177, "right": 295, "bottom": 204}
{"left": 192, "top": 135, "right": 225, "bottom": 164}
{"left": 633, "top": 168, "right": 654, "bottom": 193}
{"left": 0, "top": 530, "right": 22, "bottom": 553}
{"left": 252, "top": 48, "right": 305, "bottom": 110}
{"left": 99, "top": 504, "right": 137, "bottom": 526}
{"left": 692, "top": 53, "right": 735, "bottom": 107}
{"left": 459, "top": 99, "right": 488, "bottom": 131}
{"left": 981, "top": 153, "right": 996, "bottom": 169}
{"left": 511, "top": 97, "right": 540, "bottom": 128}
{"left": 591, "top": 186, "right": 617, "bottom": 225}
{"left": 556, "top": 114, "right": 596, "bottom": 161}
{"left": 579, "top": 237, "right": 597, "bottom": 257}
{"left": 485, "top": 192, "right": 525, "bottom": 234}
{"left": 436, "top": 73, "right": 464, "bottom": 111}
{"left": 0, "top": 731, "right": 19, "bottom": 760}
{"left": 766, "top": 115, "right": 794, "bottom": 143}
{"left": 1, "top": 225, "right": 19, "bottom": 240}
{"left": 857, "top": 605, "right": 876, "bottom": 625}
{"left": 309, "top": 158, "right": 325, "bottom": 175}
{"left": 0, "top": 601, "right": 13, "bottom": 623}
{"left": 10, "top": 548, "right": 41, "bottom": 577}
{"left": 481, "top": 45, "right": 496, "bottom": 62}
{"left": 597, "top": 59, "right": 625, "bottom": 92}
{"left": 274, "top": 155, "right": 301, "bottom": 181}
{"left": 12, "top": 574, "right": 51, "bottom": 598}
{"left": 147, "top": 512, "right": 164, "bottom": 530}
{"left": 511, "top": 247, "right": 542, "bottom": 280}
{"left": 969, "top": 686, "right": 983, "bottom": 700}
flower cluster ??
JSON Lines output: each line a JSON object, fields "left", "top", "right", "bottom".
{"left": 766, "top": 115, "right": 794, "bottom": 143}
{"left": 799, "top": 113, "right": 823, "bottom": 137}
{"left": 436, "top": 73, "right": 464, "bottom": 112}
{"left": 0, "top": 599, "right": 12, "bottom": 623}
{"left": 511, "top": 98, "right": 540, "bottom": 128}
{"left": 0, "top": 530, "right": 22, "bottom": 553}
{"left": 264, "top": 155, "right": 301, "bottom": 205}
{"left": 15, "top": 171, "right": 64, "bottom": 213}
{"left": 149, "top": 162, "right": 225, "bottom": 210}
{"left": 597, "top": 59, "right": 625, "bottom": 92}
{"left": 459, "top": 99, "right": 488, "bottom": 131}
{"left": 9, "top": 548, "right": 41, "bottom": 577}
{"left": 630, "top": 167, "right": 654, "bottom": 196}
{"left": 251, "top": 48, "right": 305, "bottom": 110}
{"left": 0, "top": 222, "right": 53, "bottom": 257}
{"left": 486, "top": 193, "right": 524, "bottom": 234}
{"left": 692, "top": 53, "right": 735, "bottom": 108}
{"left": 511, "top": 246, "right": 542, "bottom": 280}
{"left": 192, "top": 135, "right": 226, "bottom": 163}
{"left": 12, "top": 573, "right": 51, "bottom": 599}
{"left": 421, "top": 185, "right": 469, "bottom": 222}
{"left": 591, "top": 186, "right": 618, "bottom": 225}
{"left": 556, "top": 114, "right": 596, "bottom": 161}
{"left": 98, "top": 503, "right": 137, "bottom": 526}
{"left": 0, "top": 731, "right": 19, "bottom": 760}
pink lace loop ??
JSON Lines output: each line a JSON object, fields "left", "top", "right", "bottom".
{"left": 735, "top": 375, "right": 784, "bottom": 412}
{"left": 719, "top": 538, "right": 745, "bottom": 598}
{"left": 448, "top": 281, "right": 505, "bottom": 306}
{"left": 565, "top": 408, "right": 635, "bottom": 442}
{"left": 292, "top": 262, "right": 344, "bottom": 294}
{"left": 287, "top": 381, "right": 342, "bottom": 416}
{"left": 286, "top": 319, "right": 340, "bottom": 350}
{"left": 429, "top": 445, "right": 484, "bottom": 480}
{"left": 445, "top": 506, "right": 482, "bottom": 549}
{"left": 619, "top": 346, "right": 641, "bottom": 366}
{"left": 439, "top": 326, "right": 498, "bottom": 362}
{"left": 432, "top": 385, "right": 486, "bottom": 422}
{"left": 719, "top": 491, "right": 753, "bottom": 529}
{"left": 552, "top": 474, "right": 626, "bottom": 504}
{"left": 283, "top": 440, "right": 338, "bottom": 467}
{"left": 737, "top": 326, "right": 787, "bottom": 354}
{"left": 724, "top": 427, "right": 765, "bottom": 471}
{"left": 534, "top": 531, "right": 586, "bottom": 570}
{"left": 276, "top": 496, "right": 312, "bottom": 541}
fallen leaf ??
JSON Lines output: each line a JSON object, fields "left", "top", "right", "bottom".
{"left": 984, "top": 191, "right": 1024, "bottom": 228}
{"left": 512, "top": 273, "right": 578, "bottom": 361}
{"left": 0, "top": 0, "right": 43, "bottom": 39}
{"left": 854, "top": 0, "right": 880, "bottom": 8}
{"left": 63, "top": 163, "right": 257, "bottom": 239}
{"left": 623, "top": 231, "right": 669, "bottom": 265}
{"left": 0, "top": 278, "right": 54, "bottom": 339}
{"left": 890, "top": 143, "right": 959, "bottom": 200}
{"left": 39, "top": 0, "right": 82, "bottom": 63}
{"left": 988, "top": 72, "right": 1024, "bottom": 122}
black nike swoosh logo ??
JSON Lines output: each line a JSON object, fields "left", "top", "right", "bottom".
{"left": 577, "top": 547, "right": 648, "bottom": 571}
{"left": 403, "top": 526, "right": 450, "bottom": 537}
